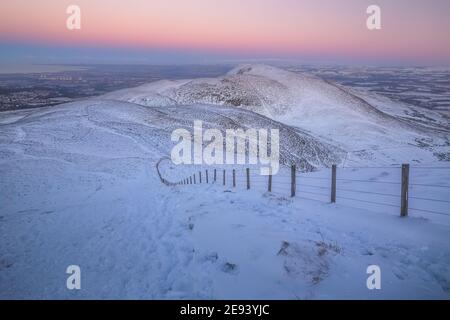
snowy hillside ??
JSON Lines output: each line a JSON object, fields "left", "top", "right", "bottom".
{"left": 1, "top": 66, "right": 449, "bottom": 299}
{"left": 103, "top": 64, "right": 450, "bottom": 165}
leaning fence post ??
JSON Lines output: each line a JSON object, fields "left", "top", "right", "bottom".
{"left": 291, "top": 165, "right": 296, "bottom": 197}
{"left": 223, "top": 169, "right": 226, "bottom": 186}
{"left": 214, "top": 169, "right": 217, "bottom": 182}
{"left": 233, "top": 169, "right": 236, "bottom": 188}
{"left": 246, "top": 168, "right": 250, "bottom": 190}
{"left": 206, "top": 170, "right": 209, "bottom": 183}
{"left": 401, "top": 163, "right": 409, "bottom": 217}
{"left": 331, "top": 164, "right": 337, "bottom": 203}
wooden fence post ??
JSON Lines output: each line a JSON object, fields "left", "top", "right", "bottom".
{"left": 214, "top": 169, "right": 217, "bottom": 182}
{"left": 246, "top": 168, "right": 250, "bottom": 190}
{"left": 223, "top": 169, "right": 226, "bottom": 186}
{"left": 291, "top": 165, "right": 296, "bottom": 197}
{"left": 206, "top": 170, "right": 209, "bottom": 183}
{"left": 199, "top": 171, "right": 202, "bottom": 183}
{"left": 189, "top": 176, "right": 192, "bottom": 184}
{"left": 233, "top": 169, "right": 236, "bottom": 187}
{"left": 401, "top": 163, "right": 409, "bottom": 217}
{"left": 331, "top": 164, "right": 337, "bottom": 203}
{"left": 268, "top": 172, "right": 272, "bottom": 192}
{"left": 193, "top": 174, "right": 196, "bottom": 184}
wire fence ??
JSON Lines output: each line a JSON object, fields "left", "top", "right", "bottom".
{"left": 174, "top": 164, "right": 450, "bottom": 219}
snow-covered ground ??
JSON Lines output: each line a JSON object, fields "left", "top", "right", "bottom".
{"left": 1, "top": 158, "right": 449, "bottom": 298}
{"left": 1, "top": 65, "right": 449, "bottom": 299}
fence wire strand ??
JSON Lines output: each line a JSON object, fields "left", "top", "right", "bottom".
{"left": 179, "top": 165, "right": 450, "bottom": 219}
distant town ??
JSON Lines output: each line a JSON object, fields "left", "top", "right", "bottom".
{"left": 0, "top": 64, "right": 231, "bottom": 111}
{"left": 1, "top": 64, "right": 449, "bottom": 113}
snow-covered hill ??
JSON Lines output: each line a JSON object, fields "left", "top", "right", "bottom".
{"left": 103, "top": 64, "right": 450, "bottom": 165}
{"left": 1, "top": 98, "right": 449, "bottom": 299}
{"left": 1, "top": 65, "right": 449, "bottom": 299}
{"left": 0, "top": 99, "right": 344, "bottom": 172}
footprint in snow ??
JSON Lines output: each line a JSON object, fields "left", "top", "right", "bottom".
{"left": 0, "top": 259, "right": 13, "bottom": 270}
{"left": 222, "top": 262, "right": 239, "bottom": 275}
{"left": 201, "top": 252, "right": 219, "bottom": 263}
{"left": 361, "top": 249, "right": 374, "bottom": 256}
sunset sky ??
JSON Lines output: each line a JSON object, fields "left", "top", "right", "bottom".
{"left": 1, "top": 0, "right": 449, "bottom": 65}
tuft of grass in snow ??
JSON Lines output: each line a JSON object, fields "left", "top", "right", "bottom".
{"left": 277, "top": 239, "right": 342, "bottom": 285}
